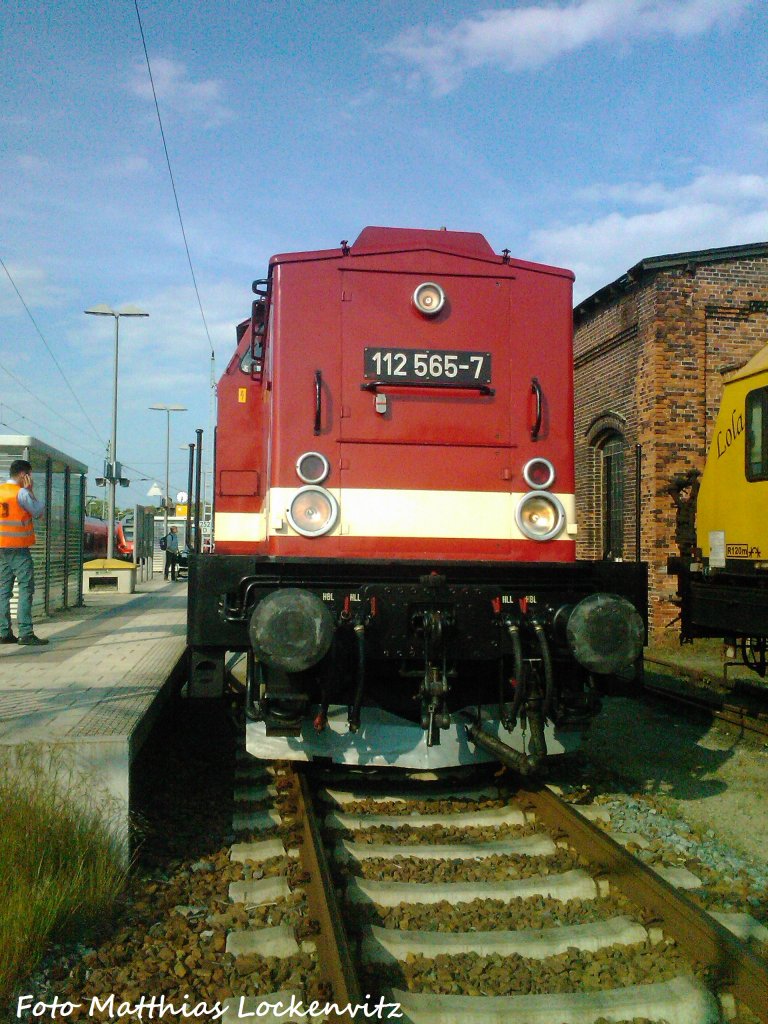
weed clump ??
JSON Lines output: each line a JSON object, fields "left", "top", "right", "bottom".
{"left": 0, "top": 746, "right": 126, "bottom": 1002}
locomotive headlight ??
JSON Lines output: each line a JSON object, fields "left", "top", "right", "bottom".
{"left": 413, "top": 281, "right": 446, "bottom": 316}
{"left": 296, "top": 451, "right": 330, "bottom": 484}
{"left": 515, "top": 491, "right": 565, "bottom": 541}
{"left": 287, "top": 486, "right": 339, "bottom": 537}
{"left": 523, "top": 457, "right": 555, "bottom": 490}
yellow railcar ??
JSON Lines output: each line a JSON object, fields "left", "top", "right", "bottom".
{"left": 698, "top": 345, "right": 768, "bottom": 561}
{"left": 673, "top": 345, "right": 768, "bottom": 672}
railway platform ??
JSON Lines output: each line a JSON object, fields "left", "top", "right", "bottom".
{"left": 0, "top": 578, "right": 187, "bottom": 852}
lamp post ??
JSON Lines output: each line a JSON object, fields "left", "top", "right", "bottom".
{"left": 84, "top": 304, "right": 148, "bottom": 559}
{"left": 149, "top": 404, "right": 187, "bottom": 535}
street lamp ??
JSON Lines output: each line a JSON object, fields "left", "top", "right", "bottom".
{"left": 85, "top": 304, "right": 148, "bottom": 559}
{"left": 149, "top": 404, "right": 187, "bottom": 534}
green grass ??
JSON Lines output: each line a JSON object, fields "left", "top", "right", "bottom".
{"left": 0, "top": 745, "right": 127, "bottom": 1003}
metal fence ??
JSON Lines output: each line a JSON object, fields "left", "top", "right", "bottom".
{"left": 0, "top": 435, "right": 87, "bottom": 617}
{"left": 130, "top": 505, "right": 157, "bottom": 583}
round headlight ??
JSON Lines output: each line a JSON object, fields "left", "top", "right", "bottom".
{"left": 413, "top": 282, "right": 445, "bottom": 316}
{"left": 523, "top": 457, "right": 555, "bottom": 490}
{"left": 296, "top": 451, "right": 330, "bottom": 484}
{"left": 287, "top": 486, "right": 339, "bottom": 538}
{"left": 515, "top": 491, "right": 565, "bottom": 541}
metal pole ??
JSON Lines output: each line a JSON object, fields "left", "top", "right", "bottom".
{"left": 185, "top": 443, "right": 194, "bottom": 547}
{"left": 44, "top": 458, "right": 52, "bottom": 613}
{"left": 635, "top": 443, "right": 642, "bottom": 562}
{"left": 164, "top": 409, "right": 170, "bottom": 536}
{"left": 107, "top": 315, "right": 119, "bottom": 560}
{"left": 194, "top": 428, "right": 203, "bottom": 553}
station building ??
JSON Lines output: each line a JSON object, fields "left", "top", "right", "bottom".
{"left": 573, "top": 242, "right": 768, "bottom": 636}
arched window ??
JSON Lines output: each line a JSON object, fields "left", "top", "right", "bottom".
{"left": 601, "top": 433, "right": 625, "bottom": 560}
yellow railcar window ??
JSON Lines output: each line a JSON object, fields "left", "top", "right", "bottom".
{"left": 746, "top": 386, "right": 768, "bottom": 481}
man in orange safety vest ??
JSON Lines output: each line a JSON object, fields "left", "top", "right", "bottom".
{"left": 0, "top": 459, "right": 49, "bottom": 645}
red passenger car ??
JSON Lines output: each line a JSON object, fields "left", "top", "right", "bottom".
{"left": 114, "top": 520, "right": 133, "bottom": 561}
{"left": 188, "top": 227, "right": 646, "bottom": 768}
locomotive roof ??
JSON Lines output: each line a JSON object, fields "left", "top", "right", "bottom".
{"left": 269, "top": 226, "right": 573, "bottom": 278}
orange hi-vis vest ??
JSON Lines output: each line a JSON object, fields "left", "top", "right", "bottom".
{"left": 0, "top": 482, "right": 35, "bottom": 548}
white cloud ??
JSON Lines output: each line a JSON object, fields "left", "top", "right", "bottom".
{"left": 77, "top": 279, "right": 247, "bottom": 371}
{"left": 128, "top": 56, "right": 233, "bottom": 128}
{"left": 576, "top": 170, "right": 768, "bottom": 207}
{"left": 101, "top": 155, "right": 151, "bottom": 178}
{"left": 16, "top": 154, "right": 50, "bottom": 173}
{"left": 529, "top": 168, "right": 768, "bottom": 300}
{"left": 0, "top": 261, "right": 70, "bottom": 317}
{"left": 384, "top": 0, "right": 750, "bottom": 94}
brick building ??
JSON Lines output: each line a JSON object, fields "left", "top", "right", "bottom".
{"left": 573, "top": 242, "right": 768, "bottom": 636}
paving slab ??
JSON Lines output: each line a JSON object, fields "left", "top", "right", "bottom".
{"left": 0, "top": 579, "right": 187, "bottom": 853}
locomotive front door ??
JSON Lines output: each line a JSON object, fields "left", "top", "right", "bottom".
{"left": 339, "top": 268, "right": 512, "bottom": 448}
{"left": 335, "top": 267, "right": 517, "bottom": 554}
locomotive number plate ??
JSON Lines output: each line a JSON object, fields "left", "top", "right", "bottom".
{"left": 364, "top": 347, "right": 491, "bottom": 385}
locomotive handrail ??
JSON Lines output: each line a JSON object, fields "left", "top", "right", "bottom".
{"left": 223, "top": 575, "right": 285, "bottom": 622}
{"left": 531, "top": 377, "right": 543, "bottom": 440}
{"left": 314, "top": 370, "right": 323, "bottom": 435}
{"left": 360, "top": 380, "right": 495, "bottom": 396}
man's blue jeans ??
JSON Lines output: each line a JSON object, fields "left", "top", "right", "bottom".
{"left": 0, "top": 548, "right": 35, "bottom": 637}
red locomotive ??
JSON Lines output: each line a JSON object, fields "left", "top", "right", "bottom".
{"left": 188, "top": 227, "right": 646, "bottom": 769}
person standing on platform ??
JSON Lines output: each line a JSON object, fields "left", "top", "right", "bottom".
{"left": 164, "top": 524, "right": 180, "bottom": 580}
{"left": 0, "top": 459, "right": 49, "bottom": 646}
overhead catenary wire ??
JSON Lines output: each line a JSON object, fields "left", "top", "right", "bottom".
{"left": 133, "top": 0, "right": 215, "bottom": 366}
{"left": 0, "top": 256, "right": 106, "bottom": 446}
{"left": 133, "top": 0, "right": 218, "bottom": 518}
{"left": 0, "top": 360, "right": 104, "bottom": 441}
{"left": 0, "top": 401, "right": 105, "bottom": 461}
{"left": 0, "top": 400, "right": 186, "bottom": 495}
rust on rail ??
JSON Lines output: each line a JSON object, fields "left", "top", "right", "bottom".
{"left": 290, "top": 766, "right": 362, "bottom": 1021}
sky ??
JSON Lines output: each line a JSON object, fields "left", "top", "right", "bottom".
{"left": 1, "top": 0, "right": 766, "bottom": 509}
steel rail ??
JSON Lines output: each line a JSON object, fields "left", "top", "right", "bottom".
{"left": 642, "top": 673, "right": 768, "bottom": 740}
{"left": 518, "top": 782, "right": 768, "bottom": 1023}
{"left": 290, "top": 767, "right": 363, "bottom": 1021}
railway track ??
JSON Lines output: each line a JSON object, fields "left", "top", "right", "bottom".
{"left": 642, "top": 661, "right": 768, "bottom": 740}
{"left": 223, "top": 755, "right": 768, "bottom": 1024}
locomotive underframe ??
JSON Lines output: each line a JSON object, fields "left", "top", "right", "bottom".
{"left": 188, "top": 554, "right": 647, "bottom": 764}
{"left": 672, "top": 560, "right": 768, "bottom": 676}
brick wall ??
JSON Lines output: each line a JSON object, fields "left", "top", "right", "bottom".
{"left": 574, "top": 253, "right": 768, "bottom": 637}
